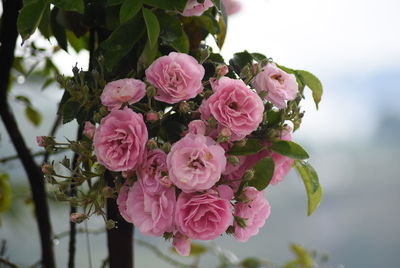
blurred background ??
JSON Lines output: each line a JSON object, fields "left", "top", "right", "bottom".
{"left": 1, "top": 0, "right": 400, "bottom": 267}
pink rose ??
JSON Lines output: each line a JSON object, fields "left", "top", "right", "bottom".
{"left": 167, "top": 133, "right": 226, "bottom": 192}
{"left": 175, "top": 191, "right": 232, "bottom": 240}
{"left": 270, "top": 127, "right": 294, "bottom": 185}
{"left": 137, "top": 149, "right": 168, "bottom": 195}
{"left": 221, "top": 0, "right": 242, "bottom": 15}
{"left": 173, "top": 232, "right": 191, "bottom": 256}
{"left": 182, "top": 0, "right": 214, "bottom": 16}
{"left": 145, "top": 52, "right": 205, "bottom": 104}
{"left": 93, "top": 107, "right": 148, "bottom": 171}
{"left": 200, "top": 77, "right": 264, "bottom": 140}
{"left": 117, "top": 180, "right": 176, "bottom": 236}
{"left": 84, "top": 121, "right": 96, "bottom": 139}
{"left": 233, "top": 187, "right": 270, "bottom": 242}
{"left": 222, "top": 155, "right": 248, "bottom": 191}
{"left": 252, "top": 63, "right": 298, "bottom": 109}
{"left": 100, "top": 78, "right": 146, "bottom": 111}
{"left": 188, "top": 120, "right": 207, "bottom": 135}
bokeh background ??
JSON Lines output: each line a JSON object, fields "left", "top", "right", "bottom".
{"left": 1, "top": 0, "right": 400, "bottom": 267}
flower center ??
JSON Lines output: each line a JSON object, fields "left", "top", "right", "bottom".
{"left": 188, "top": 158, "right": 205, "bottom": 169}
{"left": 228, "top": 101, "right": 239, "bottom": 110}
{"left": 271, "top": 74, "right": 284, "bottom": 84}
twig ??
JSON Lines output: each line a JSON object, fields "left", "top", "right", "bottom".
{"left": 43, "top": 113, "right": 62, "bottom": 163}
{"left": 0, "top": 257, "right": 19, "bottom": 268}
{"left": 0, "top": 1, "right": 55, "bottom": 267}
{"left": 0, "top": 149, "right": 65, "bottom": 164}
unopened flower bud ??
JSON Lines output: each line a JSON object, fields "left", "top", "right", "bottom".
{"left": 106, "top": 219, "right": 116, "bottom": 229}
{"left": 41, "top": 163, "right": 53, "bottom": 174}
{"left": 243, "top": 169, "right": 255, "bottom": 181}
{"left": 146, "top": 139, "right": 158, "bottom": 150}
{"left": 102, "top": 186, "right": 115, "bottom": 198}
{"left": 146, "top": 85, "right": 156, "bottom": 98}
{"left": 84, "top": 121, "right": 96, "bottom": 139}
{"left": 146, "top": 112, "right": 158, "bottom": 122}
{"left": 36, "top": 136, "right": 46, "bottom": 147}
{"left": 207, "top": 117, "right": 218, "bottom": 129}
{"left": 161, "top": 142, "right": 171, "bottom": 153}
{"left": 70, "top": 212, "right": 87, "bottom": 223}
{"left": 121, "top": 170, "right": 134, "bottom": 179}
{"left": 179, "top": 102, "right": 190, "bottom": 113}
{"left": 227, "top": 155, "right": 240, "bottom": 165}
{"left": 236, "top": 139, "right": 247, "bottom": 147}
{"left": 216, "top": 64, "right": 229, "bottom": 77}
{"left": 226, "top": 225, "right": 234, "bottom": 234}
{"left": 99, "top": 106, "right": 109, "bottom": 116}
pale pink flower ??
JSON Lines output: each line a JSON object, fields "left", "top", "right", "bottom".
{"left": 167, "top": 133, "right": 226, "bottom": 192}
{"left": 188, "top": 120, "right": 207, "bottom": 135}
{"left": 173, "top": 232, "right": 191, "bottom": 256}
{"left": 84, "top": 121, "right": 96, "bottom": 139}
{"left": 270, "top": 127, "right": 294, "bottom": 185}
{"left": 222, "top": 0, "right": 242, "bottom": 15}
{"left": 200, "top": 77, "right": 264, "bottom": 140}
{"left": 145, "top": 52, "right": 205, "bottom": 104}
{"left": 233, "top": 187, "right": 271, "bottom": 242}
{"left": 182, "top": 0, "right": 214, "bottom": 16}
{"left": 253, "top": 63, "right": 298, "bottom": 109}
{"left": 118, "top": 180, "right": 176, "bottom": 236}
{"left": 70, "top": 212, "right": 86, "bottom": 223}
{"left": 93, "top": 107, "right": 148, "bottom": 171}
{"left": 216, "top": 184, "right": 234, "bottom": 200}
{"left": 175, "top": 191, "right": 232, "bottom": 240}
{"left": 100, "top": 78, "right": 146, "bottom": 111}
{"left": 137, "top": 149, "right": 168, "bottom": 195}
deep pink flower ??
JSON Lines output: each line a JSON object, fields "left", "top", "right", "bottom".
{"left": 84, "top": 121, "right": 96, "bottom": 139}
{"left": 100, "top": 78, "right": 146, "bottom": 111}
{"left": 137, "top": 149, "right": 168, "bottom": 195}
{"left": 167, "top": 133, "right": 226, "bottom": 192}
{"left": 175, "top": 191, "right": 232, "bottom": 240}
{"left": 145, "top": 52, "right": 205, "bottom": 104}
{"left": 117, "top": 180, "right": 176, "bottom": 236}
{"left": 253, "top": 63, "right": 298, "bottom": 109}
{"left": 36, "top": 136, "right": 46, "bottom": 147}
{"left": 93, "top": 107, "right": 148, "bottom": 171}
{"left": 233, "top": 187, "right": 271, "bottom": 242}
{"left": 182, "top": 0, "right": 214, "bottom": 16}
{"left": 200, "top": 77, "right": 264, "bottom": 141}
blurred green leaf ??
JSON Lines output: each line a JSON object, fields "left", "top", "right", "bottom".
{"left": 51, "top": 0, "right": 84, "bottom": 14}
{"left": 0, "top": 173, "right": 12, "bottom": 213}
{"left": 270, "top": 141, "right": 309, "bottom": 160}
{"left": 211, "top": 0, "right": 221, "bottom": 11}
{"left": 25, "top": 106, "right": 42, "bottom": 126}
{"left": 106, "top": 0, "right": 124, "bottom": 6}
{"left": 38, "top": 4, "right": 51, "bottom": 39}
{"left": 120, "top": 0, "right": 142, "bottom": 23}
{"left": 16, "top": 95, "right": 32, "bottom": 106}
{"left": 228, "top": 139, "right": 264, "bottom": 156}
{"left": 284, "top": 244, "right": 314, "bottom": 268}
{"left": 248, "top": 157, "right": 274, "bottom": 190}
{"left": 143, "top": 0, "right": 187, "bottom": 12}
{"left": 171, "top": 243, "right": 208, "bottom": 256}
{"left": 50, "top": 7, "right": 68, "bottom": 51}
{"left": 17, "top": 0, "right": 49, "bottom": 41}
{"left": 66, "top": 31, "right": 88, "bottom": 52}
{"left": 142, "top": 8, "right": 160, "bottom": 48}
{"left": 42, "top": 78, "right": 56, "bottom": 90}
{"left": 241, "top": 257, "right": 262, "bottom": 268}
{"left": 294, "top": 160, "right": 322, "bottom": 216}
{"left": 215, "top": 10, "right": 227, "bottom": 48}
{"left": 297, "top": 70, "right": 323, "bottom": 109}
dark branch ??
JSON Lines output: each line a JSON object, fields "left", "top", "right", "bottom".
{"left": 0, "top": 1, "right": 56, "bottom": 267}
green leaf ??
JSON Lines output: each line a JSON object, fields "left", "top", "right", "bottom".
{"left": 143, "top": 0, "right": 187, "bottom": 12}
{"left": 120, "top": 0, "right": 142, "bottom": 23}
{"left": 229, "top": 51, "right": 253, "bottom": 75}
{"left": 248, "top": 157, "right": 275, "bottom": 191}
{"left": 142, "top": 8, "right": 160, "bottom": 48}
{"left": 171, "top": 243, "right": 208, "bottom": 256}
{"left": 158, "top": 13, "right": 189, "bottom": 53}
{"left": 211, "top": 0, "right": 221, "bottom": 11}
{"left": 137, "top": 39, "right": 158, "bottom": 73}
{"left": 66, "top": 31, "right": 88, "bottom": 52}
{"left": 101, "top": 15, "right": 145, "bottom": 71}
{"left": 106, "top": 0, "right": 124, "bottom": 6}
{"left": 296, "top": 70, "right": 323, "bottom": 109}
{"left": 0, "top": 173, "right": 12, "bottom": 213}
{"left": 287, "top": 244, "right": 314, "bottom": 268}
{"left": 50, "top": 7, "right": 68, "bottom": 51}
{"left": 270, "top": 140, "right": 309, "bottom": 160}
{"left": 215, "top": 11, "right": 227, "bottom": 49}
{"left": 38, "top": 4, "right": 51, "bottom": 39}
{"left": 241, "top": 257, "right": 262, "bottom": 268}
{"left": 16, "top": 95, "right": 32, "bottom": 106}
{"left": 17, "top": 0, "right": 49, "bottom": 41}
{"left": 25, "top": 106, "right": 42, "bottom": 126}
{"left": 51, "top": 0, "right": 85, "bottom": 14}
{"left": 41, "top": 78, "right": 56, "bottom": 90}
{"left": 251, "top": 53, "right": 267, "bottom": 62}
{"left": 228, "top": 139, "right": 264, "bottom": 156}
{"left": 294, "top": 160, "right": 322, "bottom": 216}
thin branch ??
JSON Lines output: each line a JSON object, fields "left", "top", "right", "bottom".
{"left": 0, "top": 149, "right": 65, "bottom": 164}
{"left": 0, "top": 257, "right": 20, "bottom": 268}
{"left": 0, "top": 1, "right": 55, "bottom": 267}
{"left": 43, "top": 113, "right": 62, "bottom": 163}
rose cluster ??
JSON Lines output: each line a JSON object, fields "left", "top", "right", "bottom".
{"left": 88, "top": 51, "right": 299, "bottom": 255}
